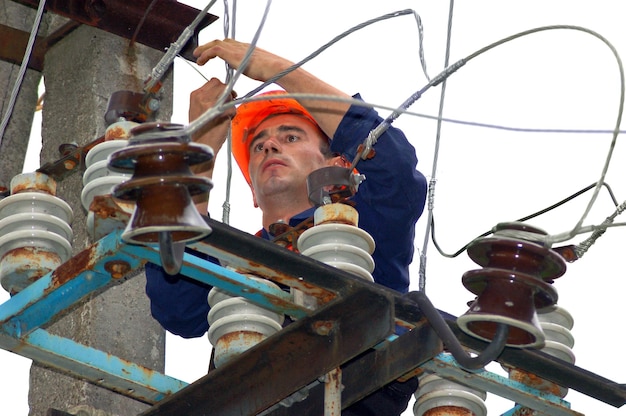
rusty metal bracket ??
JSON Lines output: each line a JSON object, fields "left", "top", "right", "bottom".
{"left": 139, "top": 287, "right": 396, "bottom": 416}
{"left": 12, "top": 0, "right": 219, "bottom": 60}
{"left": 36, "top": 135, "right": 104, "bottom": 181}
{"left": 263, "top": 320, "right": 442, "bottom": 416}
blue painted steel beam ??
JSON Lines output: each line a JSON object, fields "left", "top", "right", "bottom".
{"left": 0, "top": 229, "right": 313, "bottom": 404}
{"left": 0, "top": 328, "right": 187, "bottom": 403}
{"left": 128, "top": 245, "right": 308, "bottom": 319}
{"left": 0, "top": 230, "right": 144, "bottom": 337}
{"left": 420, "top": 353, "right": 583, "bottom": 416}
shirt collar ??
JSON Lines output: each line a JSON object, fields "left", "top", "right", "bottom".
{"left": 258, "top": 207, "right": 317, "bottom": 240}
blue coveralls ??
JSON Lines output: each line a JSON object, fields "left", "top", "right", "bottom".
{"left": 145, "top": 94, "right": 428, "bottom": 415}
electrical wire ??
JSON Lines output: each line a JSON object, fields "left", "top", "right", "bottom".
{"left": 418, "top": 0, "right": 455, "bottom": 293}
{"left": 573, "top": 199, "right": 626, "bottom": 259}
{"left": 242, "top": 9, "right": 429, "bottom": 99}
{"left": 158, "top": 14, "right": 625, "bottom": 261}
{"left": 178, "top": 56, "right": 626, "bottom": 136}
{"left": 130, "top": 0, "right": 159, "bottom": 47}
{"left": 364, "top": 26, "right": 624, "bottom": 263}
{"left": 221, "top": 0, "right": 237, "bottom": 225}
{"left": 431, "top": 181, "right": 620, "bottom": 259}
{"left": 185, "top": 0, "right": 273, "bottom": 139}
{"left": 457, "top": 25, "right": 624, "bottom": 246}
{"left": 143, "top": 0, "right": 219, "bottom": 94}
{"left": 0, "top": 0, "right": 47, "bottom": 149}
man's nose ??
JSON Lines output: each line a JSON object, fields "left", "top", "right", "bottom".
{"left": 263, "top": 137, "right": 281, "bottom": 153}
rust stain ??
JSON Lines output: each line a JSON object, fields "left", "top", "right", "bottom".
{"left": 63, "top": 159, "right": 77, "bottom": 171}
{"left": 423, "top": 406, "right": 475, "bottom": 416}
{"left": 232, "top": 262, "right": 336, "bottom": 306}
{"left": 509, "top": 368, "right": 564, "bottom": 397}
{"left": 105, "top": 260, "right": 131, "bottom": 279}
{"left": 217, "top": 331, "right": 266, "bottom": 349}
{"left": 312, "top": 320, "right": 335, "bottom": 336}
{"left": 90, "top": 195, "right": 133, "bottom": 220}
{"left": 123, "top": 43, "right": 141, "bottom": 90}
{"left": 10, "top": 181, "right": 56, "bottom": 196}
{"left": 49, "top": 247, "right": 97, "bottom": 289}
{"left": 397, "top": 367, "right": 425, "bottom": 382}
{"left": 105, "top": 125, "right": 132, "bottom": 141}
{"left": 511, "top": 407, "right": 536, "bottom": 416}
{"left": 5, "top": 246, "right": 61, "bottom": 263}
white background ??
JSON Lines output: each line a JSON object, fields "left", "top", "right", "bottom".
{"left": 2, "top": 1, "right": 625, "bottom": 415}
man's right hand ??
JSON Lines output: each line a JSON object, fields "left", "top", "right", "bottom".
{"left": 189, "top": 77, "right": 237, "bottom": 156}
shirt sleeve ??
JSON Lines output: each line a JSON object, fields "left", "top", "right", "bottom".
{"left": 330, "top": 94, "right": 428, "bottom": 293}
{"left": 144, "top": 253, "right": 212, "bottom": 338}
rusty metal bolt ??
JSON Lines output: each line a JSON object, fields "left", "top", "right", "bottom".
{"left": 104, "top": 260, "right": 131, "bottom": 279}
{"left": 313, "top": 320, "right": 335, "bottom": 336}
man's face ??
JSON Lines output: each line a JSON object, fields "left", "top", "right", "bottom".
{"left": 248, "top": 114, "right": 329, "bottom": 206}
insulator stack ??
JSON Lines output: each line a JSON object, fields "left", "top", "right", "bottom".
{"left": 0, "top": 172, "right": 73, "bottom": 294}
{"left": 297, "top": 203, "right": 375, "bottom": 282}
{"left": 207, "top": 275, "right": 284, "bottom": 368}
{"left": 296, "top": 202, "right": 375, "bottom": 414}
{"left": 538, "top": 304, "right": 575, "bottom": 365}
{"left": 108, "top": 122, "right": 213, "bottom": 275}
{"left": 413, "top": 374, "right": 487, "bottom": 416}
{"left": 81, "top": 123, "right": 136, "bottom": 241}
{"left": 457, "top": 222, "right": 566, "bottom": 348}
{"left": 507, "top": 304, "right": 575, "bottom": 407}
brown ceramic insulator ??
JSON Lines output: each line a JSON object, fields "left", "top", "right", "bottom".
{"left": 466, "top": 237, "right": 566, "bottom": 282}
{"left": 108, "top": 122, "right": 214, "bottom": 245}
{"left": 110, "top": 143, "right": 213, "bottom": 199}
{"left": 493, "top": 221, "right": 547, "bottom": 237}
{"left": 109, "top": 142, "right": 214, "bottom": 176}
{"left": 114, "top": 176, "right": 210, "bottom": 243}
{"left": 459, "top": 268, "right": 558, "bottom": 347}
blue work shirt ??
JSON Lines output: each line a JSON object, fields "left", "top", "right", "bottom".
{"left": 145, "top": 94, "right": 427, "bottom": 415}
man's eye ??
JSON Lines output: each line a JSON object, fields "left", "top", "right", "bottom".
{"left": 286, "top": 135, "right": 299, "bottom": 143}
{"left": 252, "top": 142, "right": 264, "bottom": 152}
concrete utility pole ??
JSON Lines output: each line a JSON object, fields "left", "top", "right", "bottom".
{"left": 1, "top": 2, "right": 174, "bottom": 414}
{"left": 0, "top": 0, "right": 42, "bottom": 188}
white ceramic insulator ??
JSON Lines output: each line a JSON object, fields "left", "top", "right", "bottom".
{"left": 81, "top": 139, "right": 132, "bottom": 211}
{"left": 0, "top": 173, "right": 73, "bottom": 294}
{"left": 538, "top": 304, "right": 575, "bottom": 364}
{"left": 414, "top": 373, "right": 487, "bottom": 416}
{"left": 297, "top": 223, "right": 376, "bottom": 282}
{"left": 207, "top": 276, "right": 284, "bottom": 368}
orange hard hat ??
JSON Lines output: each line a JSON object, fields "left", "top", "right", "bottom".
{"left": 231, "top": 90, "right": 319, "bottom": 185}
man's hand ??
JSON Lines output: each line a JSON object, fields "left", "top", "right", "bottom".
{"left": 193, "top": 38, "right": 352, "bottom": 143}
{"left": 193, "top": 39, "right": 292, "bottom": 83}
{"left": 189, "top": 77, "right": 236, "bottom": 156}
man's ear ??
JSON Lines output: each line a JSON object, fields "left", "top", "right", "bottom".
{"left": 326, "top": 154, "right": 350, "bottom": 168}
{"left": 251, "top": 184, "right": 259, "bottom": 208}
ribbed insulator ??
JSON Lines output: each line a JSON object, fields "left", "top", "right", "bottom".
{"left": 504, "top": 305, "right": 574, "bottom": 410}
{"left": 297, "top": 203, "right": 376, "bottom": 282}
{"left": 414, "top": 374, "right": 487, "bottom": 416}
{"left": 0, "top": 172, "right": 73, "bottom": 294}
{"left": 457, "top": 222, "right": 565, "bottom": 348}
{"left": 81, "top": 139, "right": 132, "bottom": 211}
{"left": 207, "top": 275, "right": 284, "bottom": 368}
{"left": 81, "top": 138, "right": 134, "bottom": 241}
{"left": 538, "top": 304, "right": 575, "bottom": 364}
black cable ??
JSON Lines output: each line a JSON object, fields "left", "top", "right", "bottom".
{"left": 431, "top": 182, "right": 620, "bottom": 259}
{"left": 407, "top": 291, "right": 508, "bottom": 370}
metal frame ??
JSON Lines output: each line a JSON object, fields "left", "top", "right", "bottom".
{"left": 1, "top": 217, "right": 625, "bottom": 414}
